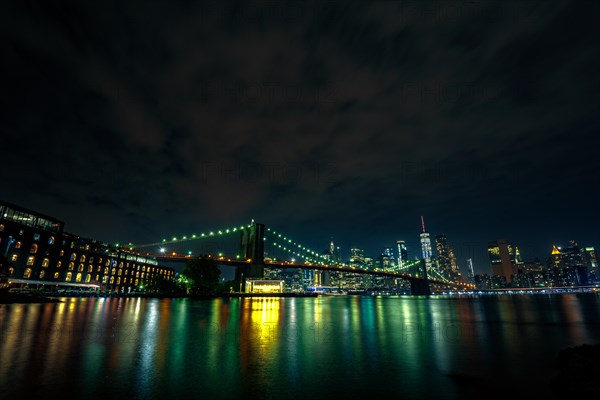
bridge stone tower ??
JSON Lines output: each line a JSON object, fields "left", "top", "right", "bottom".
{"left": 236, "top": 222, "right": 265, "bottom": 290}
{"left": 409, "top": 259, "right": 431, "bottom": 295}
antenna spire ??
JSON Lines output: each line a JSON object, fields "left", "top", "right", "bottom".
{"left": 421, "top": 216, "right": 426, "bottom": 233}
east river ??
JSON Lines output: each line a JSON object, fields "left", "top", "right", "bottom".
{"left": 1, "top": 294, "right": 600, "bottom": 399}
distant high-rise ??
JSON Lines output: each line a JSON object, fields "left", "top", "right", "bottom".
{"left": 435, "top": 234, "right": 458, "bottom": 275}
{"left": 467, "top": 258, "right": 475, "bottom": 283}
{"left": 349, "top": 247, "right": 365, "bottom": 268}
{"left": 582, "top": 247, "right": 598, "bottom": 282}
{"left": 562, "top": 240, "right": 584, "bottom": 268}
{"left": 396, "top": 240, "right": 408, "bottom": 267}
{"left": 488, "top": 240, "right": 516, "bottom": 282}
{"left": 381, "top": 246, "right": 395, "bottom": 270}
{"left": 419, "top": 216, "right": 433, "bottom": 269}
{"left": 582, "top": 246, "right": 598, "bottom": 269}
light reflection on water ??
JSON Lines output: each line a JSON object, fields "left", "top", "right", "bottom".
{"left": 1, "top": 294, "right": 600, "bottom": 399}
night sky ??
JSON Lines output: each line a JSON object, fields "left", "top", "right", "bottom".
{"left": 1, "top": 1, "right": 599, "bottom": 274}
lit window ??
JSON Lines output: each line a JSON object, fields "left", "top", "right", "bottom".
{"left": 95, "top": 274, "right": 99, "bottom": 281}
{"left": 118, "top": 269, "right": 122, "bottom": 276}
{"left": 48, "top": 236, "right": 55, "bottom": 245}
{"left": 111, "top": 268, "right": 116, "bottom": 275}
{"left": 57, "top": 261, "right": 62, "bottom": 268}
{"left": 80, "top": 255, "right": 86, "bottom": 262}
{"left": 10, "top": 254, "right": 18, "bottom": 262}
{"left": 70, "top": 253, "right": 76, "bottom": 261}
{"left": 26, "top": 256, "right": 35, "bottom": 266}
{"left": 85, "top": 274, "right": 91, "bottom": 283}
{"left": 23, "top": 268, "right": 32, "bottom": 278}
{"left": 54, "top": 272, "right": 59, "bottom": 279}
{"left": 76, "top": 273, "right": 82, "bottom": 283}
{"left": 0, "top": 224, "right": 4, "bottom": 231}
{"left": 68, "top": 262, "right": 74, "bottom": 270}
{"left": 8, "top": 267, "right": 14, "bottom": 275}
{"left": 89, "top": 256, "right": 94, "bottom": 263}
{"left": 88, "top": 265, "right": 93, "bottom": 273}
{"left": 117, "top": 277, "right": 121, "bottom": 285}
{"left": 78, "top": 264, "right": 84, "bottom": 272}
{"left": 42, "top": 258, "right": 49, "bottom": 267}
{"left": 135, "top": 279, "right": 139, "bottom": 286}
{"left": 66, "top": 272, "right": 72, "bottom": 282}
{"left": 40, "top": 271, "right": 46, "bottom": 279}
{"left": 104, "top": 267, "right": 109, "bottom": 275}
{"left": 33, "top": 233, "right": 40, "bottom": 242}
{"left": 15, "top": 241, "right": 21, "bottom": 249}
{"left": 59, "top": 250, "right": 64, "bottom": 256}
{"left": 30, "top": 244, "right": 38, "bottom": 254}
{"left": 110, "top": 276, "right": 114, "bottom": 284}
{"left": 102, "top": 276, "right": 107, "bottom": 283}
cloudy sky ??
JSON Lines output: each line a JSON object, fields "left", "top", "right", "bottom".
{"left": 1, "top": 1, "right": 599, "bottom": 273}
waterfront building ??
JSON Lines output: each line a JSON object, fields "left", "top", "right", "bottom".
{"left": 245, "top": 279, "right": 284, "bottom": 293}
{"left": 0, "top": 199, "right": 174, "bottom": 293}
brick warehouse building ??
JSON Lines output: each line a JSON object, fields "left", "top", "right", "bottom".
{"left": 0, "top": 200, "right": 174, "bottom": 293}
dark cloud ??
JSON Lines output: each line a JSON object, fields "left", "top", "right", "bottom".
{"left": 1, "top": 0, "right": 599, "bottom": 273}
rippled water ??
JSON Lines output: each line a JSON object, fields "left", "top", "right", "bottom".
{"left": 1, "top": 294, "right": 600, "bottom": 399}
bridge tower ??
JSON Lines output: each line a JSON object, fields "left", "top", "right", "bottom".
{"left": 236, "top": 222, "right": 265, "bottom": 290}
{"left": 409, "top": 259, "right": 431, "bottom": 295}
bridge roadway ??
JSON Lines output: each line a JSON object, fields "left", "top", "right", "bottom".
{"left": 151, "top": 254, "right": 472, "bottom": 289}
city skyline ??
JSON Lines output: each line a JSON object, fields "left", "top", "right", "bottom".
{"left": 1, "top": 1, "right": 599, "bottom": 275}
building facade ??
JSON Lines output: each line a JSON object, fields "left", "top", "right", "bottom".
{"left": 0, "top": 200, "right": 174, "bottom": 293}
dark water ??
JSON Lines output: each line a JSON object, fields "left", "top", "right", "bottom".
{"left": 1, "top": 294, "right": 599, "bottom": 399}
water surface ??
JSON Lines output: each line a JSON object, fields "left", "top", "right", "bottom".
{"left": 1, "top": 294, "right": 599, "bottom": 399}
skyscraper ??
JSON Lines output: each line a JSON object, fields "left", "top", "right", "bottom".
{"left": 467, "top": 258, "right": 475, "bottom": 283}
{"left": 435, "top": 234, "right": 458, "bottom": 275}
{"left": 396, "top": 240, "right": 408, "bottom": 267}
{"left": 420, "top": 216, "right": 433, "bottom": 269}
{"left": 582, "top": 247, "right": 598, "bottom": 282}
{"left": 488, "top": 240, "right": 516, "bottom": 282}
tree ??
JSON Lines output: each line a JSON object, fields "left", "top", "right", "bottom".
{"left": 151, "top": 274, "right": 182, "bottom": 294}
{"left": 182, "top": 258, "right": 221, "bottom": 294}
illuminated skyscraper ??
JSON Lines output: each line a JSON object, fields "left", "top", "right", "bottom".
{"left": 396, "top": 240, "right": 408, "bottom": 267}
{"left": 467, "top": 258, "right": 475, "bottom": 283}
{"left": 349, "top": 247, "right": 365, "bottom": 268}
{"left": 419, "top": 216, "right": 433, "bottom": 269}
{"left": 435, "top": 234, "right": 458, "bottom": 275}
{"left": 488, "top": 240, "right": 516, "bottom": 282}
